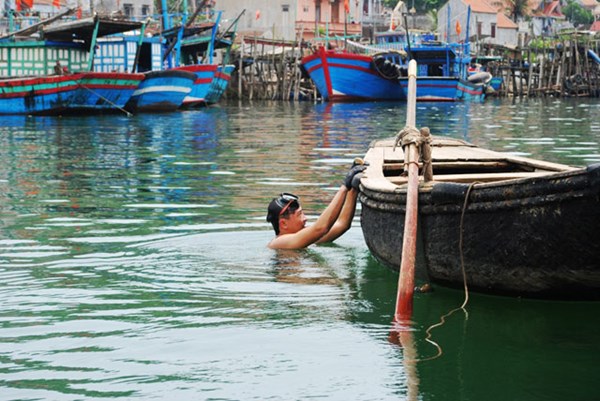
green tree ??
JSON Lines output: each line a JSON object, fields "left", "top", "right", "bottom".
{"left": 562, "top": 1, "right": 594, "bottom": 27}
{"left": 507, "top": 0, "right": 529, "bottom": 22}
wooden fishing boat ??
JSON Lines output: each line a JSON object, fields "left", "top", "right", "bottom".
{"left": 358, "top": 136, "right": 600, "bottom": 300}
{"left": 0, "top": 16, "right": 145, "bottom": 114}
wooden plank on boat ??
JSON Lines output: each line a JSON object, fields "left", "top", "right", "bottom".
{"left": 378, "top": 136, "right": 576, "bottom": 173}
{"left": 363, "top": 146, "right": 400, "bottom": 192}
{"left": 388, "top": 171, "right": 556, "bottom": 185}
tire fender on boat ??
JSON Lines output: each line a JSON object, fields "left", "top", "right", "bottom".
{"left": 467, "top": 71, "right": 492, "bottom": 84}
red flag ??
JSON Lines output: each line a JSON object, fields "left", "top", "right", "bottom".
{"left": 255, "top": 9, "right": 260, "bottom": 20}
{"left": 455, "top": 20, "right": 462, "bottom": 35}
{"left": 52, "top": 0, "right": 60, "bottom": 7}
{"left": 344, "top": 0, "right": 350, "bottom": 13}
{"left": 22, "top": 0, "right": 33, "bottom": 8}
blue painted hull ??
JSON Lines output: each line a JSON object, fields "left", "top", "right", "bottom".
{"left": 71, "top": 72, "right": 145, "bottom": 112}
{"left": 173, "top": 65, "right": 218, "bottom": 107}
{"left": 302, "top": 49, "right": 405, "bottom": 101}
{"left": 205, "top": 64, "right": 234, "bottom": 104}
{"left": 302, "top": 48, "right": 486, "bottom": 102}
{"left": 0, "top": 74, "right": 80, "bottom": 115}
{"left": 125, "top": 70, "right": 196, "bottom": 113}
{"left": 489, "top": 77, "right": 503, "bottom": 92}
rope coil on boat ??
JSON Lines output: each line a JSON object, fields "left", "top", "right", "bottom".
{"left": 393, "top": 125, "right": 433, "bottom": 177}
{"left": 393, "top": 125, "right": 422, "bottom": 151}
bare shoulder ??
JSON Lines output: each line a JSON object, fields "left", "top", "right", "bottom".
{"left": 268, "top": 233, "right": 297, "bottom": 250}
{"left": 268, "top": 229, "right": 316, "bottom": 250}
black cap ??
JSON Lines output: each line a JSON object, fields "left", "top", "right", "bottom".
{"left": 266, "top": 193, "right": 299, "bottom": 234}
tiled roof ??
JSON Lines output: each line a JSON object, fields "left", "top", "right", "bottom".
{"left": 463, "top": 0, "right": 498, "bottom": 14}
{"left": 579, "top": 0, "right": 598, "bottom": 9}
{"left": 497, "top": 12, "right": 518, "bottom": 28}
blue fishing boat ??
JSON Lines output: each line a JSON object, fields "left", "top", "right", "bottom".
{"left": 163, "top": 6, "right": 238, "bottom": 107}
{"left": 302, "top": 3, "right": 490, "bottom": 103}
{"left": 42, "top": 17, "right": 147, "bottom": 112}
{"left": 301, "top": 37, "right": 486, "bottom": 102}
{"left": 125, "top": 70, "right": 196, "bottom": 113}
{"left": 0, "top": 15, "right": 146, "bottom": 114}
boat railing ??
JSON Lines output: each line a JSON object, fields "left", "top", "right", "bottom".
{"left": 345, "top": 39, "right": 406, "bottom": 55}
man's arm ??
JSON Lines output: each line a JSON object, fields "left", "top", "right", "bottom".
{"left": 316, "top": 188, "right": 358, "bottom": 244}
{"left": 268, "top": 186, "right": 349, "bottom": 249}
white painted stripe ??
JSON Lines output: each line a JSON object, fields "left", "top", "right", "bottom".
{"left": 182, "top": 95, "right": 206, "bottom": 103}
{"left": 133, "top": 85, "right": 192, "bottom": 96}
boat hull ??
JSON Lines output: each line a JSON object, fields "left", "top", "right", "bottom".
{"left": 125, "top": 70, "right": 195, "bottom": 112}
{"left": 0, "top": 75, "right": 80, "bottom": 115}
{"left": 71, "top": 72, "right": 144, "bottom": 112}
{"left": 174, "top": 64, "right": 218, "bottom": 107}
{"left": 359, "top": 139, "right": 600, "bottom": 300}
{"left": 302, "top": 48, "right": 406, "bottom": 101}
{"left": 205, "top": 64, "right": 234, "bottom": 104}
{"left": 302, "top": 48, "right": 485, "bottom": 102}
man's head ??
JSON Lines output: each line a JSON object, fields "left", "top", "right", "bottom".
{"left": 267, "top": 193, "right": 305, "bottom": 235}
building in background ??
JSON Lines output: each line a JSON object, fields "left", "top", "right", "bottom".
{"left": 214, "top": 0, "right": 362, "bottom": 41}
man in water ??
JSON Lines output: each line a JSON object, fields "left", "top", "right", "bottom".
{"left": 266, "top": 163, "right": 365, "bottom": 249}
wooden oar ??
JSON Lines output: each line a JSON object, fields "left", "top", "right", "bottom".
{"left": 394, "top": 59, "right": 419, "bottom": 322}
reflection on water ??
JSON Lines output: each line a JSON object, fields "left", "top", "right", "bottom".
{"left": 0, "top": 99, "right": 599, "bottom": 400}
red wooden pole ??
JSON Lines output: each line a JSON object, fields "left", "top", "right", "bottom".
{"left": 394, "top": 59, "right": 419, "bottom": 322}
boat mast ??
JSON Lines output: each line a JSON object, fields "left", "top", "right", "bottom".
{"left": 86, "top": 16, "right": 100, "bottom": 71}
{"left": 463, "top": 5, "right": 471, "bottom": 79}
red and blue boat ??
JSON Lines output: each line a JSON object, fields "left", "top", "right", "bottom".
{"left": 301, "top": 39, "right": 487, "bottom": 102}
{"left": 301, "top": 24, "right": 491, "bottom": 102}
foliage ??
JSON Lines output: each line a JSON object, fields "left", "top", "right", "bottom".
{"left": 382, "top": 0, "right": 447, "bottom": 14}
{"left": 507, "top": 0, "right": 529, "bottom": 22}
{"left": 562, "top": 1, "right": 594, "bottom": 27}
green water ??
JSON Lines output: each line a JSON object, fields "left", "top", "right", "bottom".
{"left": 0, "top": 98, "right": 599, "bottom": 400}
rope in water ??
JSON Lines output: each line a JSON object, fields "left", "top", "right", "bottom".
{"left": 419, "top": 181, "right": 478, "bottom": 361}
{"left": 78, "top": 84, "right": 133, "bottom": 117}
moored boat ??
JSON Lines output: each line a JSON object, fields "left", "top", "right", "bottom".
{"left": 301, "top": 44, "right": 485, "bottom": 102}
{"left": 358, "top": 136, "right": 600, "bottom": 300}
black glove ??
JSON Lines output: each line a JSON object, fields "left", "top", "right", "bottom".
{"left": 344, "top": 165, "right": 367, "bottom": 189}
{"left": 351, "top": 172, "right": 363, "bottom": 190}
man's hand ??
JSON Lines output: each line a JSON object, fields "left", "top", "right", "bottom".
{"left": 344, "top": 165, "right": 367, "bottom": 189}
{"left": 351, "top": 173, "right": 363, "bottom": 190}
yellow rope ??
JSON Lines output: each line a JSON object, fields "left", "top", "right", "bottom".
{"left": 417, "top": 181, "right": 478, "bottom": 361}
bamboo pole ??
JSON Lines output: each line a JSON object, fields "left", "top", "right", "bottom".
{"left": 238, "top": 36, "right": 244, "bottom": 100}
{"left": 394, "top": 59, "right": 419, "bottom": 322}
